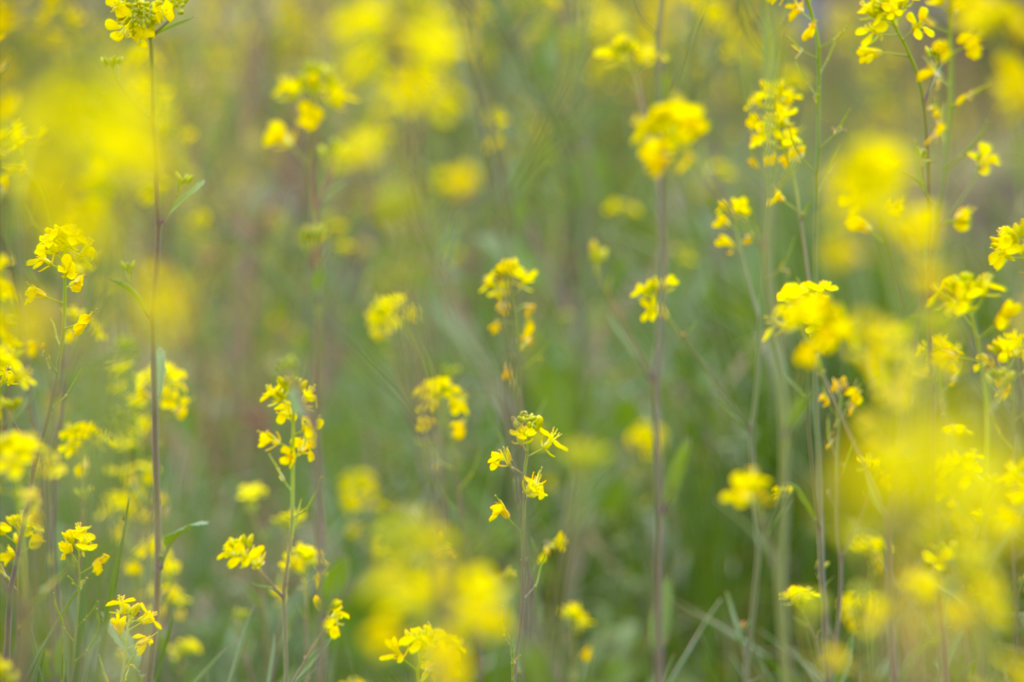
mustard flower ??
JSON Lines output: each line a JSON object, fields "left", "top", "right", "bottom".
{"left": 261, "top": 118, "right": 296, "bottom": 151}
{"left": 763, "top": 280, "right": 850, "bottom": 369}
{"left": 216, "top": 533, "right": 266, "bottom": 571}
{"left": 599, "top": 194, "right": 646, "bottom": 220}
{"left": 479, "top": 256, "right": 538, "bottom": 318}
{"left": 629, "top": 273, "right": 680, "bottom": 323}
{"left": 744, "top": 79, "right": 805, "bottom": 169}
{"left": 716, "top": 464, "right": 775, "bottom": 511}
{"left": 629, "top": 94, "right": 710, "bottom": 178}
{"left": 523, "top": 469, "right": 548, "bottom": 500}
{"left": 967, "top": 141, "right": 1001, "bottom": 177}
{"left": 25, "top": 224, "right": 96, "bottom": 292}
{"left": 621, "top": 417, "right": 670, "bottom": 462}
{"left": 779, "top": 584, "right": 821, "bottom": 609}
{"left": 323, "top": 598, "right": 351, "bottom": 639}
{"left": 488, "top": 498, "right": 510, "bottom": 522}
{"left": 957, "top": 31, "right": 983, "bottom": 61}
{"left": 235, "top": 479, "right": 271, "bottom": 507}
{"left": 278, "top": 540, "right": 322, "bottom": 575}
{"left": 336, "top": 465, "right": 382, "bottom": 514}
{"left": 996, "top": 299, "right": 1022, "bottom": 331}
{"left": 559, "top": 600, "right": 596, "bottom": 632}
{"left": 926, "top": 271, "right": 1005, "bottom": 317}
{"left": 591, "top": 32, "right": 666, "bottom": 69}
{"left": 0, "top": 430, "right": 44, "bottom": 483}
{"left": 537, "top": 530, "right": 568, "bottom": 564}
{"left": 919, "top": 334, "right": 964, "bottom": 385}
{"left": 257, "top": 375, "right": 322, "bottom": 467}
{"left": 989, "top": 219, "right": 1024, "bottom": 271}
{"left": 906, "top": 7, "right": 935, "bottom": 40}
{"left": 953, "top": 205, "right": 974, "bottom": 233}
{"left": 58, "top": 522, "right": 97, "bottom": 561}
{"left": 129, "top": 359, "right": 191, "bottom": 421}
{"left": 104, "top": 0, "right": 187, "bottom": 43}
{"left": 412, "top": 375, "right": 470, "bottom": 442}
{"left": 91, "top": 552, "right": 111, "bottom": 576}
{"left": 429, "top": 157, "right": 485, "bottom": 202}
{"left": 487, "top": 446, "right": 511, "bottom": 471}
{"left": 508, "top": 411, "right": 568, "bottom": 457}
{"left": 295, "top": 99, "right": 325, "bottom": 133}
{"left": 363, "top": 291, "right": 420, "bottom": 342}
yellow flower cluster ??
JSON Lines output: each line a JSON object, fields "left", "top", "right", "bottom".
{"left": 58, "top": 521, "right": 97, "bottom": 561}
{"left": 716, "top": 463, "right": 775, "bottom": 512}
{"left": 0, "top": 429, "right": 43, "bottom": 484}
{"left": 1, "top": 513, "right": 44, "bottom": 568}
{"left": 817, "top": 375, "right": 865, "bottom": 416}
{"left": 559, "top": 599, "right": 596, "bottom": 632}
{"left": 25, "top": 223, "right": 96, "bottom": 293}
{"left": 537, "top": 529, "right": 568, "bottom": 565}
{"left": 926, "top": 270, "right": 1005, "bottom": 318}
{"left": 478, "top": 256, "right": 539, "bottom": 347}
{"left": 412, "top": 374, "right": 470, "bottom": 441}
{"left": 257, "top": 375, "right": 323, "bottom": 468}
{"left": 104, "top": 0, "right": 187, "bottom": 43}
{"left": 629, "top": 94, "right": 710, "bottom": 178}
{"left": 262, "top": 61, "right": 359, "bottom": 150}
{"left": 380, "top": 623, "right": 470, "bottom": 681}
{"left": 363, "top": 291, "right": 420, "bottom": 342}
{"left": 710, "top": 195, "right": 754, "bottom": 256}
{"left": 743, "top": 79, "right": 805, "bottom": 169}
{"left": 989, "top": 219, "right": 1024, "bottom": 270}
{"left": 629, "top": 273, "right": 680, "bottom": 323}
{"left": 129, "top": 359, "right": 191, "bottom": 421}
{"left": 591, "top": 32, "right": 667, "bottom": 69}
{"left": 216, "top": 533, "right": 267, "bottom": 571}
{"left": 322, "top": 598, "right": 351, "bottom": 640}
{"left": 508, "top": 410, "right": 568, "bottom": 458}
{"left": 106, "top": 594, "right": 163, "bottom": 656}
{"left": 763, "top": 280, "right": 851, "bottom": 370}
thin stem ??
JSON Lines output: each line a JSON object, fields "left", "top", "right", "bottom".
{"left": 650, "top": 1, "right": 668, "bottom": 678}
{"left": 742, "top": 508, "right": 765, "bottom": 681}
{"left": 146, "top": 36, "right": 165, "bottom": 682}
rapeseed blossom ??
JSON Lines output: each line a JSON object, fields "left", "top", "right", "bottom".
{"left": 989, "top": 219, "right": 1024, "bottom": 270}
{"left": 58, "top": 522, "right": 97, "bottom": 560}
{"left": 412, "top": 375, "right": 470, "bottom": 441}
{"left": 591, "top": 32, "right": 666, "bottom": 69}
{"left": 967, "top": 140, "right": 1001, "bottom": 177}
{"left": 763, "top": 280, "right": 851, "bottom": 369}
{"left": 743, "top": 79, "right": 805, "bottom": 169}
{"left": 363, "top": 291, "right": 420, "bottom": 342}
{"left": 716, "top": 464, "right": 775, "bottom": 511}
{"left": 323, "top": 598, "right": 351, "bottom": 639}
{"left": 629, "top": 274, "right": 679, "bottom": 323}
{"left": 104, "top": 0, "right": 188, "bottom": 43}
{"left": 629, "top": 94, "right": 710, "bottom": 178}
{"left": 216, "top": 533, "right": 266, "bottom": 571}
{"left": 926, "top": 271, "right": 1005, "bottom": 318}
{"left": 559, "top": 600, "right": 596, "bottom": 632}
{"left": 25, "top": 224, "right": 95, "bottom": 293}
{"left": 256, "top": 375, "right": 323, "bottom": 467}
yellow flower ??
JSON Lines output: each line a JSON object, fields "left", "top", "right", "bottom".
{"left": 956, "top": 31, "right": 983, "bottom": 61}
{"left": 523, "top": 469, "right": 548, "bottom": 500}
{"left": 363, "top": 292, "right": 420, "bottom": 342}
{"left": 629, "top": 94, "right": 710, "bottom": 178}
{"left": 429, "top": 157, "right": 485, "bottom": 202}
{"left": 488, "top": 498, "right": 510, "bottom": 522}
{"left": 744, "top": 79, "right": 805, "bottom": 168}
{"left": 537, "top": 530, "right": 568, "bottom": 564}
{"left": 295, "top": 99, "right": 325, "bottom": 133}
{"left": 926, "top": 271, "right": 1005, "bottom": 317}
{"left": 716, "top": 464, "right": 775, "bottom": 511}
{"left": 235, "top": 480, "right": 271, "bottom": 507}
{"left": 323, "top": 598, "right": 351, "bottom": 640}
{"left": 989, "top": 219, "right": 1024, "bottom": 270}
{"left": 967, "top": 140, "right": 1001, "bottom": 177}
{"left": 487, "top": 446, "right": 511, "bottom": 471}
{"left": 996, "top": 299, "right": 1022, "bottom": 331}
{"left": 559, "top": 600, "right": 596, "bottom": 632}
{"left": 801, "top": 20, "right": 817, "bottom": 41}
{"left": 906, "top": 8, "right": 935, "bottom": 40}
{"left": 216, "top": 533, "right": 266, "bottom": 571}
{"left": 953, "top": 205, "right": 974, "bottom": 233}
{"left": 779, "top": 584, "right": 821, "bottom": 610}
{"left": 629, "top": 273, "right": 680, "bottom": 323}
{"left": 58, "top": 522, "right": 98, "bottom": 561}
{"left": 261, "top": 118, "right": 296, "bottom": 151}
{"left": 591, "top": 32, "right": 666, "bottom": 69}
{"left": 412, "top": 375, "right": 470, "bottom": 442}
{"left": 91, "top": 552, "right": 111, "bottom": 575}
{"left": 479, "top": 257, "right": 538, "bottom": 318}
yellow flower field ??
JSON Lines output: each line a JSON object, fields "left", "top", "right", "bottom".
{"left": 2, "top": 0, "right": 1024, "bottom": 680}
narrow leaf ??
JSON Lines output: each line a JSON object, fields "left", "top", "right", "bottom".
{"left": 110, "top": 278, "right": 148, "bottom": 316}
{"left": 167, "top": 178, "right": 205, "bottom": 219}
{"left": 163, "top": 520, "right": 209, "bottom": 553}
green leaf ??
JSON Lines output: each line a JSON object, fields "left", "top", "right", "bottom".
{"left": 163, "top": 520, "right": 209, "bottom": 553}
{"left": 792, "top": 484, "right": 817, "bottom": 522}
{"left": 155, "top": 16, "right": 194, "bottom": 36}
{"left": 110, "top": 278, "right": 148, "bottom": 317}
{"left": 664, "top": 438, "right": 692, "bottom": 506}
{"left": 155, "top": 347, "right": 167, "bottom": 403}
{"left": 166, "top": 178, "right": 205, "bottom": 219}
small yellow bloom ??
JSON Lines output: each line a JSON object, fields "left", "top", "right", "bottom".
{"left": 323, "top": 598, "right": 351, "bottom": 640}
{"left": 295, "top": 99, "right": 325, "bottom": 133}
{"left": 261, "top": 118, "right": 296, "bottom": 151}
{"left": 967, "top": 140, "right": 1001, "bottom": 177}
{"left": 58, "top": 522, "right": 98, "bottom": 561}
{"left": 801, "top": 20, "right": 817, "bottom": 42}
{"left": 523, "top": 469, "right": 548, "bottom": 500}
{"left": 996, "top": 299, "right": 1022, "bottom": 331}
{"left": 488, "top": 498, "right": 510, "bottom": 522}
{"left": 91, "top": 552, "right": 110, "bottom": 576}
{"left": 767, "top": 188, "right": 786, "bottom": 206}
{"left": 716, "top": 464, "right": 775, "bottom": 511}
{"left": 956, "top": 31, "right": 983, "bottom": 61}
{"left": 487, "top": 446, "right": 511, "bottom": 471}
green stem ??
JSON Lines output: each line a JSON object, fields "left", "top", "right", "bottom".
{"left": 146, "top": 36, "right": 165, "bottom": 682}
